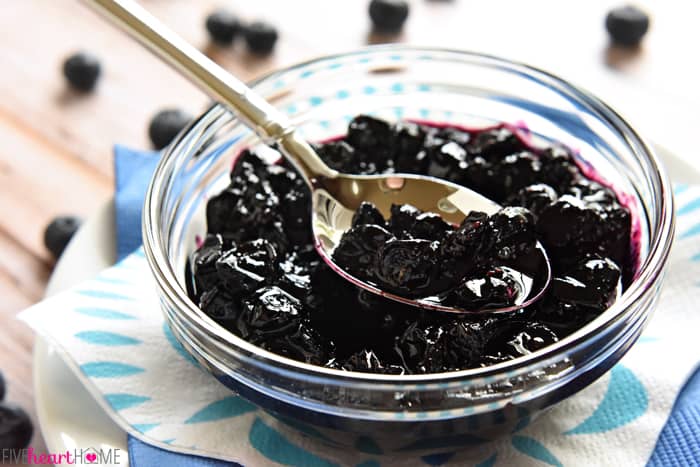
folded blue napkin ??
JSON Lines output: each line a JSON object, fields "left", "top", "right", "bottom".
{"left": 114, "top": 145, "right": 699, "bottom": 466}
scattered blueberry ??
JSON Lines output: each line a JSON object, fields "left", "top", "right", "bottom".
{"left": 243, "top": 21, "right": 279, "bottom": 55}
{"left": 205, "top": 9, "right": 242, "bottom": 45}
{"left": 369, "top": 0, "right": 410, "bottom": 33}
{"left": 62, "top": 52, "right": 101, "bottom": 92}
{"left": 605, "top": 5, "right": 650, "bottom": 47}
{"left": 148, "top": 109, "right": 192, "bottom": 149}
{"left": 0, "top": 403, "right": 33, "bottom": 450}
{"left": 44, "top": 216, "right": 82, "bottom": 259}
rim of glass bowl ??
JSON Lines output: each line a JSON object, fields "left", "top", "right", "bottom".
{"left": 143, "top": 45, "right": 675, "bottom": 385}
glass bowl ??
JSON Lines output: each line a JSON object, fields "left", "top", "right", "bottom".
{"left": 142, "top": 46, "right": 674, "bottom": 455}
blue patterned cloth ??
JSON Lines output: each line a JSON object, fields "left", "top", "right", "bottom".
{"left": 114, "top": 145, "right": 700, "bottom": 466}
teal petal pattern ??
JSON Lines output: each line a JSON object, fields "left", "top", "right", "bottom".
{"left": 677, "top": 196, "right": 700, "bottom": 216}
{"left": 74, "top": 307, "right": 136, "bottom": 320}
{"left": 185, "top": 396, "right": 256, "bottom": 424}
{"left": 76, "top": 290, "right": 133, "bottom": 301}
{"left": 565, "top": 365, "right": 648, "bottom": 435}
{"left": 104, "top": 393, "right": 150, "bottom": 411}
{"left": 81, "top": 361, "right": 144, "bottom": 378}
{"left": 512, "top": 436, "right": 563, "bottom": 467}
{"left": 75, "top": 331, "right": 141, "bottom": 346}
{"left": 249, "top": 418, "right": 338, "bottom": 467}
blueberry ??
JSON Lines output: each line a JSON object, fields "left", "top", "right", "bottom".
{"left": 392, "top": 122, "right": 427, "bottom": 172}
{"left": 420, "top": 321, "right": 487, "bottom": 372}
{"left": 352, "top": 202, "right": 386, "bottom": 228}
{"left": 467, "top": 127, "right": 523, "bottom": 160}
{"left": 332, "top": 224, "right": 395, "bottom": 278}
{"left": 506, "top": 183, "right": 558, "bottom": 218}
{"left": 347, "top": 115, "right": 394, "bottom": 152}
{"left": 340, "top": 349, "right": 403, "bottom": 374}
{"left": 376, "top": 239, "right": 440, "bottom": 295}
{"left": 199, "top": 286, "right": 239, "bottom": 322}
{"left": 392, "top": 321, "right": 430, "bottom": 372}
{"left": 487, "top": 207, "right": 537, "bottom": 262}
{"left": 410, "top": 212, "right": 453, "bottom": 241}
{"left": 388, "top": 203, "right": 421, "bottom": 237}
{"left": 191, "top": 234, "right": 225, "bottom": 295}
{"left": 256, "top": 320, "right": 332, "bottom": 366}
{"left": 445, "top": 267, "right": 519, "bottom": 309}
{"left": 243, "top": 21, "right": 279, "bottom": 55}
{"left": 536, "top": 195, "right": 600, "bottom": 249}
{"left": 0, "top": 403, "right": 33, "bottom": 450}
{"left": 484, "top": 321, "right": 558, "bottom": 360}
{"left": 493, "top": 150, "right": 542, "bottom": 196}
{"left": 439, "top": 211, "right": 490, "bottom": 281}
{"left": 62, "top": 52, "right": 101, "bottom": 92}
{"left": 426, "top": 141, "right": 469, "bottom": 181}
{"left": 315, "top": 140, "right": 356, "bottom": 172}
{"left": 539, "top": 145, "right": 581, "bottom": 192}
{"left": 44, "top": 216, "right": 82, "bottom": 259}
{"left": 605, "top": 5, "right": 650, "bottom": 47}
{"left": 236, "top": 286, "right": 304, "bottom": 337}
{"left": 369, "top": 0, "right": 410, "bottom": 33}
{"left": 216, "top": 239, "right": 279, "bottom": 295}
{"left": 148, "top": 109, "right": 192, "bottom": 150}
{"left": 205, "top": 9, "right": 242, "bottom": 45}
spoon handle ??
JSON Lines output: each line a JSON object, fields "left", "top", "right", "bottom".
{"left": 84, "top": 0, "right": 337, "bottom": 180}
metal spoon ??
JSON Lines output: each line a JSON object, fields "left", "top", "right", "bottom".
{"left": 85, "top": 0, "right": 551, "bottom": 314}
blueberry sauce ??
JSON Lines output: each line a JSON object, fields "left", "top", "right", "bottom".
{"left": 187, "top": 115, "right": 634, "bottom": 375}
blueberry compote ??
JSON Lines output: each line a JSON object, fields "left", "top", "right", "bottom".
{"left": 188, "top": 115, "right": 631, "bottom": 375}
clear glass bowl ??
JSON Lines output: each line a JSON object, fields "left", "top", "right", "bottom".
{"left": 142, "top": 46, "right": 674, "bottom": 454}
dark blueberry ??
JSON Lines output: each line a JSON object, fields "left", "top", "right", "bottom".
{"left": 506, "top": 183, "right": 558, "bottom": 218}
{"left": 484, "top": 321, "right": 558, "bottom": 360}
{"left": 420, "top": 321, "right": 487, "bottom": 372}
{"left": 494, "top": 151, "right": 542, "bottom": 196}
{"left": 62, "top": 52, "right": 101, "bottom": 92}
{"left": 605, "top": 5, "right": 650, "bottom": 47}
{"left": 426, "top": 141, "right": 469, "bottom": 181}
{"left": 216, "top": 239, "right": 278, "bottom": 295}
{"left": 230, "top": 149, "right": 268, "bottom": 180}
{"left": 332, "top": 224, "right": 395, "bottom": 278}
{"left": 199, "top": 286, "right": 239, "bottom": 322}
{"left": 555, "top": 256, "right": 621, "bottom": 308}
{"left": 388, "top": 203, "right": 421, "bottom": 237}
{"left": 236, "top": 286, "right": 304, "bottom": 338}
{"left": 281, "top": 188, "right": 311, "bottom": 244}
{"left": 536, "top": 195, "right": 601, "bottom": 250}
{"left": 44, "top": 216, "right": 82, "bottom": 259}
{"left": 256, "top": 320, "right": 332, "bottom": 366}
{"left": 352, "top": 202, "right": 386, "bottom": 228}
{"left": 277, "top": 252, "right": 313, "bottom": 298}
{"left": 243, "top": 21, "right": 279, "bottom": 55}
{"left": 410, "top": 212, "right": 453, "bottom": 241}
{"left": 205, "top": 9, "right": 242, "bottom": 45}
{"left": 445, "top": 267, "right": 519, "bottom": 309}
{"left": 439, "top": 211, "right": 490, "bottom": 281}
{"left": 340, "top": 349, "right": 404, "bottom": 374}
{"left": 368, "top": 0, "right": 410, "bottom": 33}
{"left": 191, "top": 234, "right": 225, "bottom": 294}
{"left": 539, "top": 145, "right": 581, "bottom": 192}
{"left": 435, "top": 127, "right": 471, "bottom": 146}
{"left": 487, "top": 207, "right": 537, "bottom": 262}
{"left": 264, "top": 163, "right": 304, "bottom": 194}
{"left": 148, "top": 109, "right": 193, "bottom": 149}
{"left": 376, "top": 239, "right": 440, "bottom": 296}
{"left": 392, "top": 321, "right": 430, "bottom": 372}
{"left": 467, "top": 127, "right": 524, "bottom": 160}
{"left": 392, "top": 122, "right": 427, "bottom": 172}
{"left": 315, "top": 140, "right": 356, "bottom": 172}
{"left": 347, "top": 115, "right": 394, "bottom": 151}
{"left": 0, "top": 403, "right": 33, "bottom": 450}
{"left": 567, "top": 179, "right": 618, "bottom": 206}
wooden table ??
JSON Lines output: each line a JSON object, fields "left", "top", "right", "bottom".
{"left": 1, "top": 0, "right": 697, "bottom": 459}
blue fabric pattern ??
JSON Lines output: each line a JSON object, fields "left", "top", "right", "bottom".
{"left": 114, "top": 145, "right": 700, "bottom": 466}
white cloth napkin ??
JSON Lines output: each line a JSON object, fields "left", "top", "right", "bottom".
{"left": 19, "top": 186, "right": 700, "bottom": 467}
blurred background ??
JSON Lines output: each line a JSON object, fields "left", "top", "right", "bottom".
{"left": 1, "top": 0, "right": 698, "bottom": 455}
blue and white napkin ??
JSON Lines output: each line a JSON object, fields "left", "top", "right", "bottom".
{"left": 17, "top": 146, "right": 700, "bottom": 466}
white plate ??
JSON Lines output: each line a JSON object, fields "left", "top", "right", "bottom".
{"left": 33, "top": 145, "right": 700, "bottom": 464}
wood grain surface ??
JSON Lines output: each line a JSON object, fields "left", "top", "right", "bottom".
{"left": 1, "top": 0, "right": 698, "bottom": 461}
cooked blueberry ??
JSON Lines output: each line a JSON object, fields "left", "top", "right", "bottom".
{"left": 605, "top": 5, "right": 650, "bottom": 47}
{"left": 62, "top": 52, "right": 101, "bottom": 92}
{"left": 445, "top": 267, "right": 519, "bottom": 309}
{"left": 347, "top": 115, "right": 394, "bottom": 151}
{"left": 255, "top": 320, "right": 332, "bottom": 366}
{"left": 0, "top": 403, "right": 33, "bottom": 450}
{"left": 506, "top": 183, "right": 558, "bottom": 217}
{"left": 243, "top": 21, "right": 279, "bottom": 55}
{"left": 420, "top": 321, "right": 487, "bottom": 372}
{"left": 376, "top": 239, "right": 440, "bottom": 295}
{"left": 340, "top": 349, "right": 401, "bottom": 374}
{"left": 352, "top": 202, "right": 386, "bottom": 228}
{"left": 410, "top": 212, "right": 453, "bottom": 241}
{"left": 485, "top": 321, "right": 558, "bottom": 359}
{"left": 315, "top": 140, "right": 356, "bottom": 172}
{"left": 205, "top": 9, "right": 242, "bottom": 45}
{"left": 494, "top": 150, "right": 542, "bottom": 196}
{"left": 393, "top": 122, "right": 427, "bottom": 172}
{"left": 439, "top": 211, "right": 490, "bottom": 281}
{"left": 435, "top": 127, "right": 471, "bottom": 146}
{"left": 216, "top": 239, "right": 278, "bottom": 294}
{"left": 237, "top": 286, "right": 304, "bottom": 337}
{"left": 191, "top": 234, "right": 225, "bottom": 294}
{"left": 392, "top": 321, "right": 430, "bottom": 372}
{"left": 539, "top": 145, "right": 581, "bottom": 192}
{"left": 426, "top": 141, "right": 469, "bottom": 181}
{"left": 332, "top": 224, "right": 395, "bottom": 278}
{"left": 388, "top": 203, "right": 421, "bottom": 237}
{"left": 467, "top": 127, "right": 523, "bottom": 160}
{"left": 281, "top": 189, "right": 311, "bottom": 244}
{"left": 44, "top": 216, "right": 82, "bottom": 259}
{"left": 199, "top": 286, "right": 239, "bottom": 322}
{"left": 556, "top": 256, "right": 621, "bottom": 308}
{"left": 368, "top": 0, "right": 410, "bottom": 33}
{"left": 487, "top": 207, "right": 537, "bottom": 261}
{"left": 536, "top": 195, "right": 600, "bottom": 249}
{"left": 148, "top": 108, "right": 192, "bottom": 149}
